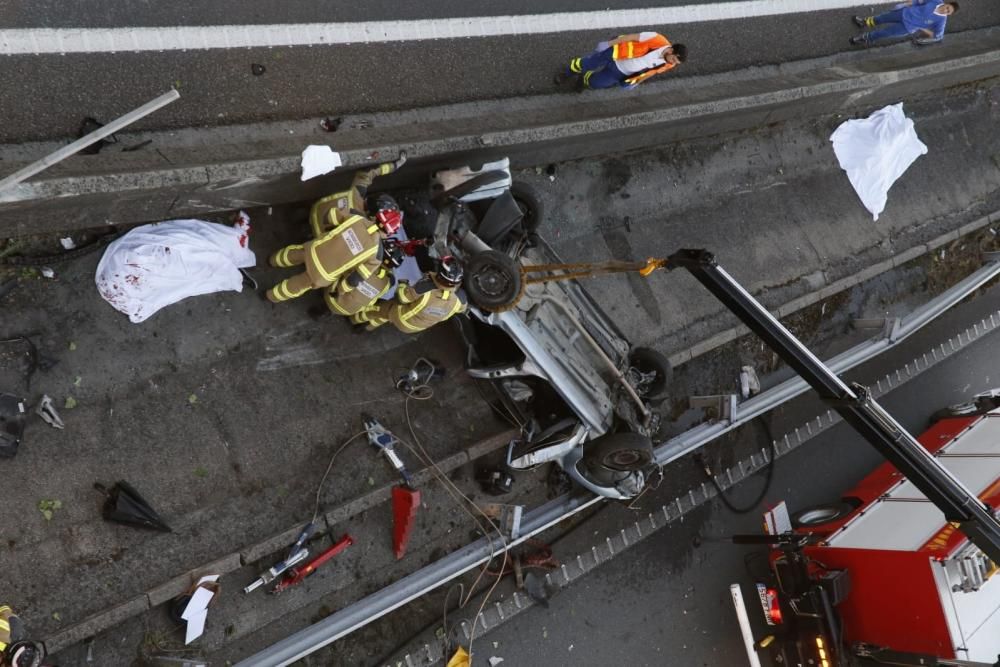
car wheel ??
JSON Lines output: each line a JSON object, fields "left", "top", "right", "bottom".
{"left": 583, "top": 432, "right": 654, "bottom": 472}
{"left": 465, "top": 250, "right": 523, "bottom": 311}
{"left": 790, "top": 500, "right": 859, "bottom": 528}
{"left": 510, "top": 182, "right": 543, "bottom": 235}
{"left": 628, "top": 347, "right": 673, "bottom": 404}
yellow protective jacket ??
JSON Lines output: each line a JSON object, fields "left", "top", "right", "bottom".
{"left": 304, "top": 214, "right": 382, "bottom": 287}
{"left": 389, "top": 280, "right": 467, "bottom": 332}
{"left": 325, "top": 257, "right": 396, "bottom": 316}
{"left": 611, "top": 33, "right": 676, "bottom": 86}
{"left": 0, "top": 605, "right": 20, "bottom": 653}
{"left": 309, "top": 162, "right": 400, "bottom": 238}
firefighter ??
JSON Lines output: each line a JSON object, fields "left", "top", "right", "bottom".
{"left": 309, "top": 152, "right": 407, "bottom": 238}
{"left": 1, "top": 605, "right": 43, "bottom": 667}
{"left": 323, "top": 237, "right": 405, "bottom": 316}
{"left": 351, "top": 256, "right": 466, "bottom": 333}
{"left": 265, "top": 203, "right": 403, "bottom": 304}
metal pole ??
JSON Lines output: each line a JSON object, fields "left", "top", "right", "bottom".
{"left": 729, "top": 584, "right": 763, "bottom": 667}
{"left": 0, "top": 89, "right": 180, "bottom": 193}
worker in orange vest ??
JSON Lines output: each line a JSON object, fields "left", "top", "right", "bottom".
{"left": 350, "top": 256, "right": 466, "bottom": 333}
{"left": 265, "top": 204, "right": 402, "bottom": 304}
{"left": 556, "top": 32, "right": 687, "bottom": 90}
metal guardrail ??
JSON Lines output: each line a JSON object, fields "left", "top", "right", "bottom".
{"left": 238, "top": 254, "right": 1000, "bottom": 667}
{"left": 654, "top": 253, "right": 1000, "bottom": 466}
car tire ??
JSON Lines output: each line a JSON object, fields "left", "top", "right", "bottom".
{"left": 629, "top": 347, "right": 673, "bottom": 404}
{"left": 465, "top": 250, "right": 523, "bottom": 312}
{"left": 510, "top": 182, "right": 543, "bottom": 235}
{"left": 583, "top": 432, "right": 654, "bottom": 472}
{"left": 790, "top": 500, "right": 859, "bottom": 528}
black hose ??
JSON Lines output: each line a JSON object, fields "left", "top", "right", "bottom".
{"left": 0, "top": 231, "right": 120, "bottom": 267}
{"left": 694, "top": 416, "right": 778, "bottom": 515}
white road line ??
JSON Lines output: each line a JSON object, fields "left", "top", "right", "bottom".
{"left": 1, "top": 0, "right": 875, "bottom": 55}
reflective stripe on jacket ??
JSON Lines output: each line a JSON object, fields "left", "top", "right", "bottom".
{"left": 391, "top": 284, "right": 466, "bottom": 332}
{"left": 0, "top": 605, "right": 16, "bottom": 651}
{"left": 305, "top": 215, "right": 381, "bottom": 284}
{"left": 326, "top": 261, "right": 394, "bottom": 315}
{"left": 309, "top": 162, "right": 400, "bottom": 237}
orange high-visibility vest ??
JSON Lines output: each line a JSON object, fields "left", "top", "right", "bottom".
{"left": 611, "top": 33, "right": 670, "bottom": 60}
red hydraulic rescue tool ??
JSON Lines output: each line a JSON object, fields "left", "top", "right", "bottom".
{"left": 364, "top": 414, "right": 421, "bottom": 559}
{"left": 272, "top": 534, "right": 354, "bottom": 594}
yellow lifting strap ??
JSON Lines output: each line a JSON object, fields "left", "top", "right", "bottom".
{"left": 522, "top": 257, "right": 669, "bottom": 285}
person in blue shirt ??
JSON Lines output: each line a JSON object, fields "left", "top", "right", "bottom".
{"left": 850, "top": 0, "right": 958, "bottom": 46}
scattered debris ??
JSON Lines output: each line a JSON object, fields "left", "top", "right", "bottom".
{"left": 488, "top": 657, "right": 504, "bottom": 666}
{"left": 68, "top": 341, "right": 77, "bottom": 351}
{"left": 188, "top": 394, "right": 198, "bottom": 405}
{"left": 36, "top": 395, "right": 65, "bottom": 429}
{"left": 447, "top": 647, "right": 470, "bottom": 667}
{"left": 177, "top": 575, "right": 220, "bottom": 644}
{"left": 300, "top": 145, "right": 343, "bottom": 181}
{"left": 320, "top": 117, "right": 341, "bottom": 132}
{"left": 251, "top": 63, "right": 266, "bottom": 76}
{"left": 476, "top": 466, "right": 514, "bottom": 496}
{"left": 483, "top": 504, "right": 523, "bottom": 540}
{"left": 96, "top": 481, "right": 172, "bottom": 532}
{"left": 739, "top": 365, "right": 761, "bottom": 399}
{"left": 60, "top": 237, "right": 76, "bottom": 250}
{"left": 0, "top": 393, "right": 27, "bottom": 458}
{"left": 64, "top": 396, "right": 77, "bottom": 410}
{"left": 38, "top": 499, "right": 62, "bottom": 521}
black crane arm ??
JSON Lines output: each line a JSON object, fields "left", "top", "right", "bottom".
{"left": 666, "top": 248, "right": 1000, "bottom": 563}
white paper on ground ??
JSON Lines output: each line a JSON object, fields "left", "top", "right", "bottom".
{"left": 181, "top": 587, "right": 215, "bottom": 620}
{"left": 184, "top": 610, "right": 207, "bottom": 645}
{"left": 95, "top": 219, "right": 256, "bottom": 323}
{"left": 196, "top": 574, "right": 220, "bottom": 586}
{"left": 830, "top": 103, "right": 927, "bottom": 221}
{"left": 300, "top": 145, "right": 343, "bottom": 181}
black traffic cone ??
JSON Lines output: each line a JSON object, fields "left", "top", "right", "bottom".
{"left": 95, "top": 481, "right": 172, "bottom": 532}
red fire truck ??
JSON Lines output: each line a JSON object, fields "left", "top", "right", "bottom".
{"left": 736, "top": 396, "right": 1000, "bottom": 667}
{"left": 646, "top": 249, "right": 1000, "bottom": 667}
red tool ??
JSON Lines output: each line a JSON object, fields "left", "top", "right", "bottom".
{"left": 272, "top": 534, "right": 354, "bottom": 593}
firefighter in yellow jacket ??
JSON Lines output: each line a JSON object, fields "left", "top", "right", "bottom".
{"left": 266, "top": 203, "right": 403, "bottom": 304}
{"left": 351, "top": 256, "right": 466, "bottom": 333}
{"left": 556, "top": 32, "right": 687, "bottom": 90}
{"left": 1, "top": 605, "right": 43, "bottom": 667}
{"left": 323, "top": 238, "right": 405, "bottom": 316}
{"left": 309, "top": 153, "right": 407, "bottom": 238}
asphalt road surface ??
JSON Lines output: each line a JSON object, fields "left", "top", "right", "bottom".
{"left": 473, "top": 278, "right": 1000, "bottom": 665}
{"left": 1, "top": 2, "right": 999, "bottom": 143}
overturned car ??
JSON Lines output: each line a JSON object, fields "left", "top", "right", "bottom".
{"left": 399, "top": 159, "right": 671, "bottom": 500}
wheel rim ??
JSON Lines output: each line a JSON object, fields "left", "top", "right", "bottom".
{"left": 604, "top": 449, "right": 644, "bottom": 469}
{"left": 473, "top": 265, "right": 513, "bottom": 299}
{"left": 797, "top": 507, "right": 841, "bottom": 525}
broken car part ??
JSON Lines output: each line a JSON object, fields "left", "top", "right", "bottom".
{"left": 0, "top": 393, "right": 27, "bottom": 458}
{"left": 35, "top": 395, "right": 64, "bottom": 429}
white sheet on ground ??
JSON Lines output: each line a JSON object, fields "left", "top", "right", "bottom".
{"left": 830, "top": 103, "right": 927, "bottom": 221}
{"left": 95, "top": 219, "right": 256, "bottom": 323}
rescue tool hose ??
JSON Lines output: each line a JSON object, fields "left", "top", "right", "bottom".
{"left": 694, "top": 416, "right": 778, "bottom": 515}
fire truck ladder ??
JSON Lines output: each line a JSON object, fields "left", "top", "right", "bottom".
{"left": 664, "top": 248, "right": 1000, "bottom": 563}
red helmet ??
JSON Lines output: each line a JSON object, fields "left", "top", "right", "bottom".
{"left": 376, "top": 208, "right": 402, "bottom": 235}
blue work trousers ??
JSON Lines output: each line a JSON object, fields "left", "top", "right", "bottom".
{"left": 566, "top": 48, "right": 627, "bottom": 89}
{"left": 868, "top": 8, "right": 915, "bottom": 42}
